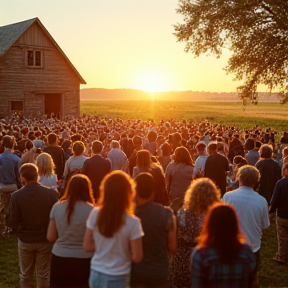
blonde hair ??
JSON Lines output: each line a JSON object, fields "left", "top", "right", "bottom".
{"left": 184, "top": 178, "right": 220, "bottom": 215}
{"left": 236, "top": 165, "right": 260, "bottom": 187}
{"left": 35, "top": 152, "right": 55, "bottom": 176}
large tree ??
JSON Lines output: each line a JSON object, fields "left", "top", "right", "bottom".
{"left": 174, "top": 0, "right": 288, "bottom": 100}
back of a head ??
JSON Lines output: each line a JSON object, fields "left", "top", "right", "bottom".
{"left": 174, "top": 146, "right": 193, "bottom": 165}
{"left": 259, "top": 144, "right": 272, "bottom": 159}
{"left": 199, "top": 203, "right": 245, "bottom": 262}
{"left": 111, "top": 140, "right": 120, "bottom": 149}
{"left": 35, "top": 152, "right": 55, "bottom": 176}
{"left": 97, "top": 171, "right": 135, "bottom": 237}
{"left": 236, "top": 165, "right": 260, "bottom": 188}
{"left": 2, "top": 135, "right": 15, "bottom": 149}
{"left": 92, "top": 140, "right": 103, "bottom": 154}
{"left": 20, "top": 163, "right": 38, "bottom": 182}
{"left": 184, "top": 177, "right": 220, "bottom": 215}
{"left": 147, "top": 130, "right": 157, "bottom": 143}
{"left": 47, "top": 133, "right": 57, "bottom": 145}
{"left": 132, "top": 135, "right": 142, "bottom": 147}
{"left": 160, "top": 142, "right": 172, "bottom": 157}
{"left": 73, "top": 141, "right": 85, "bottom": 156}
{"left": 25, "top": 139, "right": 34, "bottom": 151}
{"left": 207, "top": 142, "right": 217, "bottom": 154}
{"left": 244, "top": 138, "right": 255, "bottom": 151}
{"left": 136, "top": 150, "right": 152, "bottom": 170}
{"left": 135, "top": 172, "right": 154, "bottom": 200}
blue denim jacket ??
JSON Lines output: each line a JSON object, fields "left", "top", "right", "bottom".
{"left": 0, "top": 150, "right": 21, "bottom": 186}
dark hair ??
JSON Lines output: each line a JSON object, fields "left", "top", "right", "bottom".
{"left": 198, "top": 203, "right": 245, "bottom": 263}
{"left": 2, "top": 135, "right": 15, "bottom": 149}
{"left": 20, "top": 163, "right": 38, "bottom": 182}
{"left": 61, "top": 139, "right": 72, "bottom": 150}
{"left": 25, "top": 139, "right": 34, "bottom": 150}
{"left": 72, "top": 141, "right": 85, "bottom": 156}
{"left": 147, "top": 131, "right": 157, "bottom": 142}
{"left": 61, "top": 174, "right": 94, "bottom": 225}
{"left": 132, "top": 135, "right": 142, "bottom": 147}
{"left": 160, "top": 142, "right": 171, "bottom": 156}
{"left": 244, "top": 138, "right": 255, "bottom": 151}
{"left": 47, "top": 133, "right": 57, "bottom": 145}
{"left": 92, "top": 140, "right": 103, "bottom": 154}
{"left": 97, "top": 171, "right": 135, "bottom": 237}
{"left": 135, "top": 172, "right": 154, "bottom": 199}
{"left": 259, "top": 144, "right": 272, "bottom": 158}
{"left": 174, "top": 146, "right": 193, "bottom": 165}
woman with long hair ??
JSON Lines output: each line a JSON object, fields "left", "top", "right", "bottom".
{"left": 171, "top": 178, "right": 220, "bottom": 288}
{"left": 191, "top": 203, "right": 256, "bottom": 288}
{"left": 47, "top": 175, "right": 95, "bottom": 288}
{"left": 165, "top": 146, "right": 194, "bottom": 210}
{"left": 35, "top": 152, "right": 57, "bottom": 190}
{"left": 133, "top": 150, "right": 168, "bottom": 206}
{"left": 83, "top": 171, "right": 143, "bottom": 288}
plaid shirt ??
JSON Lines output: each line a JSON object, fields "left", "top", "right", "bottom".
{"left": 191, "top": 244, "right": 255, "bottom": 288}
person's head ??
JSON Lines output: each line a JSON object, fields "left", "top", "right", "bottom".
{"left": 195, "top": 141, "right": 206, "bottom": 154}
{"left": 132, "top": 135, "right": 142, "bottom": 147}
{"left": 244, "top": 138, "right": 255, "bottom": 151}
{"left": 47, "top": 133, "right": 57, "bottom": 145}
{"left": 136, "top": 150, "right": 152, "bottom": 172}
{"left": 111, "top": 140, "right": 120, "bottom": 149}
{"left": 259, "top": 144, "right": 273, "bottom": 159}
{"left": 198, "top": 203, "right": 245, "bottom": 263}
{"left": 173, "top": 132, "right": 182, "bottom": 143}
{"left": 20, "top": 163, "right": 38, "bottom": 184}
{"left": 135, "top": 172, "right": 155, "bottom": 201}
{"left": 61, "top": 139, "right": 72, "bottom": 150}
{"left": 184, "top": 178, "right": 220, "bottom": 214}
{"left": 207, "top": 141, "right": 217, "bottom": 154}
{"left": 35, "top": 130, "right": 42, "bottom": 138}
{"left": 25, "top": 139, "right": 34, "bottom": 151}
{"left": 35, "top": 152, "right": 55, "bottom": 176}
{"left": 233, "top": 155, "right": 247, "bottom": 167}
{"left": 160, "top": 142, "right": 172, "bottom": 157}
{"left": 147, "top": 130, "right": 157, "bottom": 143}
{"left": 282, "top": 146, "right": 288, "bottom": 158}
{"left": 97, "top": 171, "right": 136, "bottom": 237}
{"left": 61, "top": 174, "right": 94, "bottom": 225}
{"left": 236, "top": 165, "right": 260, "bottom": 187}
{"left": 72, "top": 141, "right": 85, "bottom": 156}
{"left": 92, "top": 140, "right": 103, "bottom": 154}
{"left": 2, "top": 135, "right": 15, "bottom": 149}
{"left": 174, "top": 146, "right": 193, "bottom": 165}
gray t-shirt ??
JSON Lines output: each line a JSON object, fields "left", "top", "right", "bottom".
{"left": 50, "top": 200, "right": 94, "bottom": 258}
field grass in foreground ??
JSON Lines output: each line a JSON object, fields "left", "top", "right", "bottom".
{"left": 81, "top": 101, "right": 288, "bottom": 137}
{"left": 0, "top": 222, "right": 287, "bottom": 287}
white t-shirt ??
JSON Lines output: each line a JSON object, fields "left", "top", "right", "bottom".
{"left": 86, "top": 208, "right": 144, "bottom": 276}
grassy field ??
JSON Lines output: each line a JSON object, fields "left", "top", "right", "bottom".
{"left": 1, "top": 222, "right": 287, "bottom": 288}
{"left": 1, "top": 100, "right": 288, "bottom": 287}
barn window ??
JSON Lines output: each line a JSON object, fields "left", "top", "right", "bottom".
{"left": 27, "top": 50, "right": 42, "bottom": 67}
{"left": 10, "top": 101, "right": 23, "bottom": 111}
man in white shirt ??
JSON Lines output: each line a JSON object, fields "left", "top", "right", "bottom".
{"left": 107, "top": 140, "right": 128, "bottom": 172}
{"left": 222, "top": 165, "right": 270, "bottom": 285}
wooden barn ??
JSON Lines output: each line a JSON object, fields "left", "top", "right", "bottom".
{"left": 0, "top": 18, "right": 86, "bottom": 119}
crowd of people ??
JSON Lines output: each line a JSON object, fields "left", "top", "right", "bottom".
{"left": 0, "top": 113, "right": 288, "bottom": 288}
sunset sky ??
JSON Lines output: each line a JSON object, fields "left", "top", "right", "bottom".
{"left": 1, "top": 0, "right": 245, "bottom": 93}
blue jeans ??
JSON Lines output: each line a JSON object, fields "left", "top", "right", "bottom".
{"left": 89, "top": 270, "right": 129, "bottom": 288}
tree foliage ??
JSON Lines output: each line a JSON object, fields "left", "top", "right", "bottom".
{"left": 174, "top": 0, "right": 288, "bottom": 98}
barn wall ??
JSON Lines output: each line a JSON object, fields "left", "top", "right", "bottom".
{"left": 0, "top": 22, "right": 81, "bottom": 118}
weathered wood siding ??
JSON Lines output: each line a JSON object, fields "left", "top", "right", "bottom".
{"left": 0, "top": 22, "right": 81, "bottom": 118}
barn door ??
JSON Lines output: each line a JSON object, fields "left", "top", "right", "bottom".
{"left": 44, "top": 93, "right": 62, "bottom": 118}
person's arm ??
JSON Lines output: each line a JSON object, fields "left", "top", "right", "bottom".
{"left": 47, "top": 218, "right": 58, "bottom": 243}
{"left": 130, "top": 237, "right": 143, "bottom": 263}
{"left": 167, "top": 214, "right": 177, "bottom": 254}
{"left": 6, "top": 194, "right": 20, "bottom": 233}
{"left": 83, "top": 227, "right": 96, "bottom": 253}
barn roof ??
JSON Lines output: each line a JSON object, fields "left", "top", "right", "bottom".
{"left": 0, "top": 18, "right": 86, "bottom": 84}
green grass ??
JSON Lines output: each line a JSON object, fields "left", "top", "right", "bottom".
{"left": 1, "top": 222, "right": 287, "bottom": 287}
{"left": 80, "top": 101, "right": 288, "bottom": 138}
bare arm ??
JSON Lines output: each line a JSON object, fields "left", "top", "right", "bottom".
{"left": 130, "top": 237, "right": 143, "bottom": 263}
{"left": 83, "top": 227, "right": 96, "bottom": 253}
{"left": 47, "top": 219, "right": 58, "bottom": 243}
{"left": 167, "top": 214, "right": 177, "bottom": 254}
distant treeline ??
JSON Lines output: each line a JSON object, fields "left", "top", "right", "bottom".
{"left": 80, "top": 88, "right": 280, "bottom": 102}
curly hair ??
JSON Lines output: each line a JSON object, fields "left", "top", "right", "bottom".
{"left": 184, "top": 178, "right": 220, "bottom": 215}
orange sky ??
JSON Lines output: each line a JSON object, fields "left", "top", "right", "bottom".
{"left": 1, "top": 0, "right": 246, "bottom": 93}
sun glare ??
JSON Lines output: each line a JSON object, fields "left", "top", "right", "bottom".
{"left": 134, "top": 70, "right": 168, "bottom": 94}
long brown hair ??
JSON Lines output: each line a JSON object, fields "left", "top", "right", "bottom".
{"left": 198, "top": 203, "right": 246, "bottom": 263}
{"left": 60, "top": 174, "right": 94, "bottom": 225}
{"left": 136, "top": 149, "right": 153, "bottom": 172}
{"left": 174, "top": 146, "right": 193, "bottom": 166}
{"left": 97, "top": 171, "right": 135, "bottom": 237}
